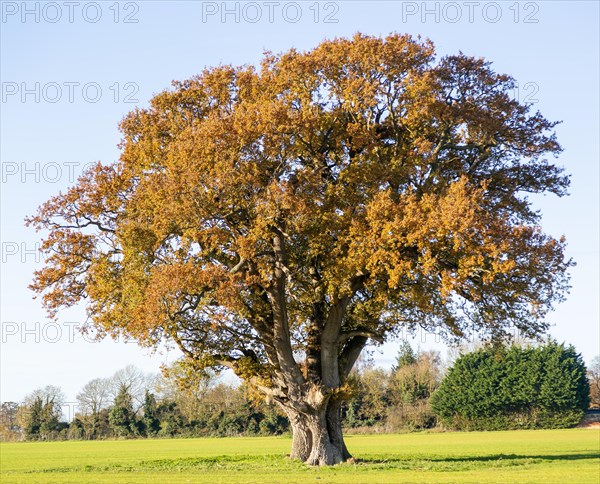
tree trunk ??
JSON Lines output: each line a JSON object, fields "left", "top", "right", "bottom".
{"left": 305, "top": 410, "right": 344, "bottom": 466}
{"left": 287, "top": 410, "right": 311, "bottom": 462}
{"left": 326, "top": 397, "right": 352, "bottom": 460}
{"left": 284, "top": 403, "right": 350, "bottom": 466}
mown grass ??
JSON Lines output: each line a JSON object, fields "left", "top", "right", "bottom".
{"left": 1, "top": 428, "right": 598, "bottom": 483}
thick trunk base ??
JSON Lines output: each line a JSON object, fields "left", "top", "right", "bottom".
{"left": 305, "top": 412, "right": 343, "bottom": 465}
{"left": 326, "top": 397, "right": 352, "bottom": 461}
{"left": 284, "top": 398, "right": 351, "bottom": 466}
{"left": 289, "top": 412, "right": 311, "bottom": 462}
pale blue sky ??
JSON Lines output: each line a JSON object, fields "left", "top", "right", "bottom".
{"left": 1, "top": 1, "right": 598, "bottom": 404}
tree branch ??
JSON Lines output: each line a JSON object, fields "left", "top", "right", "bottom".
{"left": 339, "top": 336, "right": 369, "bottom": 380}
{"left": 338, "top": 330, "right": 383, "bottom": 346}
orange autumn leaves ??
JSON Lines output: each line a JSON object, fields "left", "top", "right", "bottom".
{"left": 27, "top": 33, "right": 570, "bottom": 362}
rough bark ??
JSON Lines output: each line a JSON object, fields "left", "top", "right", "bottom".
{"left": 283, "top": 397, "right": 351, "bottom": 465}
{"left": 305, "top": 409, "right": 344, "bottom": 466}
{"left": 287, "top": 409, "right": 311, "bottom": 462}
{"left": 326, "top": 397, "right": 352, "bottom": 460}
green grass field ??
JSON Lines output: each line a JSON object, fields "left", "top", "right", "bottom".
{"left": 1, "top": 428, "right": 598, "bottom": 483}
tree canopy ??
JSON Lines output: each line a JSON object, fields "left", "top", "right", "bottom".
{"left": 28, "top": 33, "right": 571, "bottom": 464}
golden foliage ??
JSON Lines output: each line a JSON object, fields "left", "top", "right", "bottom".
{"left": 27, "top": 34, "right": 570, "bottom": 398}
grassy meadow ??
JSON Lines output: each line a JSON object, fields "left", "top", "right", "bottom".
{"left": 1, "top": 428, "right": 598, "bottom": 483}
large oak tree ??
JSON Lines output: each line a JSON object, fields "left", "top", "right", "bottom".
{"left": 28, "top": 34, "right": 571, "bottom": 465}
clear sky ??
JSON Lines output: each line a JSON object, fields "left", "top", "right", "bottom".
{"left": 1, "top": 0, "right": 598, "bottom": 406}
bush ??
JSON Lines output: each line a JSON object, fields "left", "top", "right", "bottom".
{"left": 258, "top": 411, "right": 288, "bottom": 435}
{"left": 341, "top": 348, "right": 442, "bottom": 431}
{"left": 386, "top": 400, "right": 437, "bottom": 432}
{"left": 431, "top": 342, "right": 589, "bottom": 430}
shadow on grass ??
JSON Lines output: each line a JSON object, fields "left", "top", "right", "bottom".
{"left": 359, "top": 452, "right": 600, "bottom": 465}
{"left": 20, "top": 451, "right": 600, "bottom": 475}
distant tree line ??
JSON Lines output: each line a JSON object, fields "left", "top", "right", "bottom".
{"left": 0, "top": 364, "right": 290, "bottom": 442}
{"left": 342, "top": 342, "right": 442, "bottom": 432}
{"left": 0, "top": 342, "right": 596, "bottom": 441}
